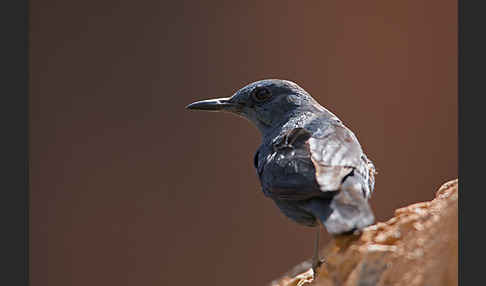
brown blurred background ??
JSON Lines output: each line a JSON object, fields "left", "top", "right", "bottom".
{"left": 30, "top": 1, "right": 457, "bottom": 285}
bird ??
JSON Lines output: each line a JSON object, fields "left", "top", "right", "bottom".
{"left": 186, "top": 79, "right": 376, "bottom": 278}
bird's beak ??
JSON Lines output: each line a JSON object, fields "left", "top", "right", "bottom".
{"left": 185, "top": 97, "right": 233, "bottom": 112}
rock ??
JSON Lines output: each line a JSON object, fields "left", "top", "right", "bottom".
{"left": 270, "top": 179, "right": 458, "bottom": 286}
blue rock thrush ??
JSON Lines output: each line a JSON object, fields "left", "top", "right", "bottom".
{"left": 186, "top": 79, "right": 376, "bottom": 277}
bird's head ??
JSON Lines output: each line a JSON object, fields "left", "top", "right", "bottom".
{"left": 186, "top": 79, "right": 324, "bottom": 134}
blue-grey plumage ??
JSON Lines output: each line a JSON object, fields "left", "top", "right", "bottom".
{"left": 186, "top": 79, "right": 376, "bottom": 235}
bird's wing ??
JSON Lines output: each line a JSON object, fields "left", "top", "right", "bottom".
{"left": 256, "top": 128, "right": 325, "bottom": 200}
{"left": 258, "top": 122, "right": 377, "bottom": 233}
{"left": 307, "top": 122, "right": 371, "bottom": 192}
{"left": 256, "top": 122, "right": 375, "bottom": 200}
{"left": 304, "top": 123, "right": 377, "bottom": 233}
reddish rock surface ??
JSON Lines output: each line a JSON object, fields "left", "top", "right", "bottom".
{"left": 270, "top": 179, "right": 458, "bottom": 286}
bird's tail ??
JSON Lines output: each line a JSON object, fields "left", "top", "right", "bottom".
{"left": 304, "top": 173, "right": 375, "bottom": 235}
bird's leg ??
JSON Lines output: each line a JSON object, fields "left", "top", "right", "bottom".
{"left": 311, "top": 226, "right": 325, "bottom": 279}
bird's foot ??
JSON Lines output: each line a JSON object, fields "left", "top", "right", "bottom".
{"left": 311, "top": 257, "right": 326, "bottom": 279}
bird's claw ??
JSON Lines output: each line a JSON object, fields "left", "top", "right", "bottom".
{"left": 312, "top": 258, "right": 326, "bottom": 279}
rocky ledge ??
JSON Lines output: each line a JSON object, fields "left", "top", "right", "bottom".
{"left": 270, "top": 179, "right": 458, "bottom": 286}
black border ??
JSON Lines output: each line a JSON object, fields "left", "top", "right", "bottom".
{"left": 0, "top": 0, "right": 29, "bottom": 285}
{"left": 459, "top": 0, "right": 485, "bottom": 285}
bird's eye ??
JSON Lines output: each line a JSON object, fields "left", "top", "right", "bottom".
{"left": 252, "top": 87, "right": 272, "bottom": 102}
